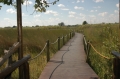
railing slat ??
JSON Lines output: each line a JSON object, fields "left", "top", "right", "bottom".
{"left": 0, "top": 55, "right": 31, "bottom": 78}
{"left": 111, "top": 51, "right": 120, "bottom": 59}
{"left": 111, "top": 51, "right": 120, "bottom": 79}
{"left": 24, "top": 62, "right": 30, "bottom": 79}
{"left": 46, "top": 40, "right": 50, "bottom": 62}
{"left": 0, "top": 42, "right": 20, "bottom": 67}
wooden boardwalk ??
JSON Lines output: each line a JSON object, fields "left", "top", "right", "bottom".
{"left": 39, "top": 33, "right": 99, "bottom": 79}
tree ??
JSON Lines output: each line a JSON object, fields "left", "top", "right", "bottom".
{"left": 13, "top": 25, "right": 17, "bottom": 28}
{"left": 58, "top": 22, "right": 65, "bottom": 26}
{"left": 35, "top": 25, "right": 39, "bottom": 27}
{"left": 82, "top": 21, "right": 88, "bottom": 25}
{"left": 0, "top": 0, "right": 59, "bottom": 12}
{"left": 0, "top": 0, "right": 59, "bottom": 78}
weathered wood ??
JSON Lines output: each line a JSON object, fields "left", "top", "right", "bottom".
{"left": 65, "top": 35, "right": 67, "bottom": 43}
{"left": 47, "top": 40, "right": 50, "bottom": 62}
{"left": 63, "top": 36, "right": 65, "bottom": 45}
{"left": 24, "top": 62, "right": 30, "bottom": 79}
{"left": 112, "top": 51, "right": 120, "bottom": 79}
{"left": 87, "top": 41, "right": 91, "bottom": 55}
{"left": 117, "top": 44, "right": 120, "bottom": 52}
{"left": 111, "top": 51, "right": 120, "bottom": 59}
{"left": 5, "top": 56, "right": 12, "bottom": 79}
{"left": 67, "top": 34, "right": 68, "bottom": 41}
{"left": 72, "top": 32, "right": 74, "bottom": 37}
{"left": 58, "top": 37, "right": 60, "bottom": 50}
{"left": 0, "top": 55, "right": 31, "bottom": 79}
{"left": 17, "top": 0, "right": 23, "bottom": 78}
{"left": 39, "top": 33, "right": 99, "bottom": 79}
{"left": 86, "top": 41, "right": 91, "bottom": 62}
{"left": 70, "top": 32, "right": 71, "bottom": 39}
{"left": 83, "top": 36, "right": 87, "bottom": 54}
{"left": 113, "top": 58, "right": 120, "bottom": 79}
{"left": 0, "top": 42, "right": 20, "bottom": 67}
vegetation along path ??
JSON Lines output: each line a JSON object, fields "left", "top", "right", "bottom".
{"left": 39, "top": 33, "right": 99, "bottom": 79}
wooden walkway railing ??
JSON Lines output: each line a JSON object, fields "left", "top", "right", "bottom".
{"left": 83, "top": 34, "right": 120, "bottom": 79}
{"left": 112, "top": 51, "right": 120, "bottom": 79}
{"left": 0, "top": 42, "right": 31, "bottom": 79}
{"left": 0, "top": 30, "right": 119, "bottom": 79}
{"left": 0, "top": 31, "right": 75, "bottom": 79}
{"left": 39, "top": 33, "right": 99, "bottom": 79}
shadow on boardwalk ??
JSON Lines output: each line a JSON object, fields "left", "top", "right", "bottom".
{"left": 39, "top": 33, "right": 99, "bottom": 79}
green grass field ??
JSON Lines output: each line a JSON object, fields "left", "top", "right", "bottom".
{"left": 77, "top": 23, "right": 119, "bottom": 79}
{"left": 0, "top": 26, "right": 73, "bottom": 78}
{"left": 0, "top": 24, "right": 119, "bottom": 79}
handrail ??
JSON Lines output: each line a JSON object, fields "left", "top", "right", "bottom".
{"left": 83, "top": 36, "right": 87, "bottom": 46}
{"left": 0, "top": 55, "right": 31, "bottom": 79}
{"left": 111, "top": 51, "right": 120, "bottom": 59}
{"left": 0, "top": 42, "right": 20, "bottom": 67}
{"left": 89, "top": 42, "right": 111, "bottom": 60}
{"left": 50, "top": 38, "right": 58, "bottom": 45}
{"left": 29, "top": 32, "right": 75, "bottom": 61}
{"left": 83, "top": 35, "right": 112, "bottom": 60}
{"left": 82, "top": 33, "right": 120, "bottom": 79}
{"left": 29, "top": 43, "right": 47, "bottom": 61}
{"left": 64, "top": 35, "right": 67, "bottom": 37}
{"left": 0, "top": 31, "right": 75, "bottom": 79}
{"left": 111, "top": 51, "right": 120, "bottom": 79}
{"left": 83, "top": 35, "right": 87, "bottom": 54}
{"left": 60, "top": 36, "right": 63, "bottom": 39}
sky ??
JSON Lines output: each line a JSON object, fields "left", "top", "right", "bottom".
{"left": 0, "top": 0, "right": 119, "bottom": 27}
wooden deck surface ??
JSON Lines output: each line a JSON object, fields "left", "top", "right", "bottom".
{"left": 39, "top": 33, "right": 99, "bottom": 79}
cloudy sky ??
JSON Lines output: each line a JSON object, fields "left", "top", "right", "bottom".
{"left": 0, "top": 0, "right": 119, "bottom": 27}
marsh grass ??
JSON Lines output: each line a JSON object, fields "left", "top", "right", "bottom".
{"left": 1, "top": 24, "right": 119, "bottom": 79}
{"left": 0, "top": 26, "right": 71, "bottom": 79}
{"left": 78, "top": 24, "right": 119, "bottom": 79}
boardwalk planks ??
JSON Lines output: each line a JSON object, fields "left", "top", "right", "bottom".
{"left": 39, "top": 33, "right": 99, "bottom": 79}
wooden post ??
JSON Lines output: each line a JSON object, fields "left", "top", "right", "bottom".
{"left": 5, "top": 55, "right": 12, "bottom": 79}
{"left": 87, "top": 41, "right": 91, "bottom": 54}
{"left": 63, "top": 36, "right": 65, "bottom": 45}
{"left": 72, "top": 32, "right": 74, "bottom": 37}
{"left": 83, "top": 36, "right": 87, "bottom": 53}
{"left": 67, "top": 35, "right": 68, "bottom": 41}
{"left": 72, "top": 32, "right": 73, "bottom": 36}
{"left": 0, "top": 55, "right": 31, "bottom": 79}
{"left": 24, "top": 62, "right": 30, "bottom": 79}
{"left": 46, "top": 40, "right": 50, "bottom": 62}
{"left": 65, "top": 35, "right": 67, "bottom": 42}
{"left": 6, "top": 56, "right": 12, "bottom": 78}
{"left": 70, "top": 32, "right": 71, "bottom": 39}
{"left": 86, "top": 41, "right": 91, "bottom": 62}
{"left": 17, "top": 0, "right": 24, "bottom": 78}
{"left": 113, "top": 58, "right": 120, "bottom": 79}
{"left": 71, "top": 32, "right": 72, "bottom": 37}
{"left": 73, "top": 31, "right": 75, "bottom": 36}
{"left": 58, "top": 37, "right": 60, "bottom": 50}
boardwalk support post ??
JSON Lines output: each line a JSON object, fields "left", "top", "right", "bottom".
{"left": 17, "top": 0, "right": 24, "bottom": 78}
{"left": 24, "top": 62, "right": 30, "bottom": 79}
{"left": 63, "top": 36, "right": 65, "bottom": 45}
{"left": 0, "top": 55, "right": 30, "bottom": 79}
{"left": 70, "top": 32, "right": 71, "bottom": 39}
{"left": 86, "top": 41, "right": 91, "bottom": 62}
{"left": 58, "top": 37, "right": 60, "bottom": 50}
{"left": 83, "top": 36, "right": 86, "bottom": 53}
{"left": 72, "top": 32, "right": 74, "bottom": 37}
{"left": 67, "top": 35, "right": 68, "bottom": 41}
{"left": 46, "top": 40, "right": 50, "bottom": 62}
{"left": 112, "top": 51, "right": 120, "bottom": 79}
